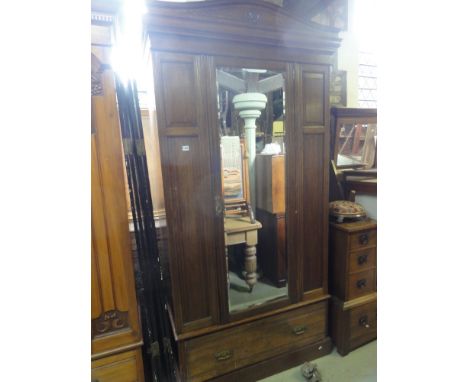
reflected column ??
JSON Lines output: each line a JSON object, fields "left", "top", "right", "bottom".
{"left": 232, "top": 92, "right": 267, "bottom": 213}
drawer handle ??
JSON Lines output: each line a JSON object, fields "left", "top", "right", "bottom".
{"left": 359, "top": 315, "right": 370, "bottom": 329}
{"left": 292, "top": 325, "right": 307, "bottom": 336}
{"left": 356, "top": 279, "right": 367, "bottom": 288}
{"left": 359, "top": 233, "right": 369, "bottom": 245}
{"left": 358, "top": 254, "right": 368, "bottom": 265}
{"left": 214, "top": 350, "right": 232, "bottom": 361}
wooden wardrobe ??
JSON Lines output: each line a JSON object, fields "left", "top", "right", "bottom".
{"left": 145, "top": 1, "right": 341, "bottom": 380}
{"left": 91, "top": 11, "right": 144, "bottom": 382}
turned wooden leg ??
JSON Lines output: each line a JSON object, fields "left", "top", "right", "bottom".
{"left": 244, "top": 244, "right": 257, "bottom": 292}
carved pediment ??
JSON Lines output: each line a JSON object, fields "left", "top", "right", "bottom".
{"left": 145, "top": 0, "right": 341, "bottom": 53}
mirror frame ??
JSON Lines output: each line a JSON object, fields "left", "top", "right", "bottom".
{"left": 330, "top": 107, "right": 377, "bottom": 169}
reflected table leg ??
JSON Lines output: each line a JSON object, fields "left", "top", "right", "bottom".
{"left": 244, "top": 228, "right": 258, "bottom": 291}
{"left": 244, "top": 244, "right": 257, "bottom": 292}
{"left": 224, "top": 217, "right": 262, "bottom": 292}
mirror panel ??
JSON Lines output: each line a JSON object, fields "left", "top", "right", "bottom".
{"left": 216, "top": 67, "right": 288, "bottom": 313}
{"left": 336, "top": 122, "right": 377, "bottom": 168}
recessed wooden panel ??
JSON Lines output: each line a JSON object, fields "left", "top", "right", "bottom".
{"left": 161, "top": 61, "right": 197, "bottom": 128}
{"left": 302, "top": 134, "right": 324, "bottom": 292}
{"left": 302, "top": 72, "right": 324, "bottom": 125}
{"left": 165, "top": 136, "right": 212, "bottom": 324}
{"left": 154, "top": 52, "right": 221, "bottom": 333}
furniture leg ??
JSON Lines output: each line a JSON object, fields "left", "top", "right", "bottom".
{"left": 244, "top": 244, "right": 257, "bottom": 292}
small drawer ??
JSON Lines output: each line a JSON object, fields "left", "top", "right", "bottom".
{"left": 347, "top": 269, "right": 376, "bottom": 300}
{"left": 349, "top": 247, "right": 376, "bottom": 273}
{"left": 349, "top": 299, "right": 377, "bottom": 350}
{"left": 184, "top": 302, "right": 327, "bottom": 381}
{"left": 91, "top": 349, "right": 143, "bottom": 382}
{"left": 349, "top": 229, "right": 376, "bottom": 250}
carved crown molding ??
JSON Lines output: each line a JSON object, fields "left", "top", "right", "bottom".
{"left": 145, "top": 0, "right": 341, "bottom": 55}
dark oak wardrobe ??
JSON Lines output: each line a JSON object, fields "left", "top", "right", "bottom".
{"left": 144, "top": 1, "right": 341, "bottom": 380}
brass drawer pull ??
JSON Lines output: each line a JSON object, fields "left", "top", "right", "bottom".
{"left": 358, "top": 254, "right": 368, "bottom": 265}
{"left": 214, "top": 350, "right": 232, "bottom": 361}
{"left": 356, "top": 279, "right": 367, "bottom": 288}
{"left": 359, "top": 315, "right": 370, "bottom": 328}
{"left": 292, "top": 325, "right": 307, "bottom": 335}
{"left": 359, "top": 233, "right": 369, "bottom": 245}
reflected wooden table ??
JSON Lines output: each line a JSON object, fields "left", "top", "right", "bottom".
{"left": 224, "top": 217, "right": 262, "bottom": 291}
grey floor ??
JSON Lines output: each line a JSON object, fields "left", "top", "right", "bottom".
{"left": 228, "top": 270, "right": 287, "bottom": 312}
{"left": 259, "top": 340, "right": 377, "bottom": 382}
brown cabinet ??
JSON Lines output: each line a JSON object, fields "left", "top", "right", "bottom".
{"left": 329, "top": 219, "right": 377, "bottom": 355}
{"left": 145, "top": 1, "right": 341, "bottom": 379}
{"left": 256, "top": 208, "right": 287, "bottom": 287}
{"left": 91, "top": 12, "right": 143, "bottom": 380}
{"left": 255, "top": 154, "right": 285, "bottom": 214}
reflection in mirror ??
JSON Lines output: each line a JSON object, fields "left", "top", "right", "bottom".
{"left": 336, "top": 123, "right": 377, "bottom": 168}
{"left": 216, "top": 67, "right": 287, "bottom": 313}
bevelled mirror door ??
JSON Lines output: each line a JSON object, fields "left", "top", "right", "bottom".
{"left": 216, "top": 66, "right": 288, "bottom": 314}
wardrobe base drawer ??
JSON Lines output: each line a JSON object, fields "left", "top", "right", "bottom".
{"left": 330, "top": 295, "right": 377, "bottom": 356}
{"left": 182, "top": 302, "right": 327, "bottom": 381}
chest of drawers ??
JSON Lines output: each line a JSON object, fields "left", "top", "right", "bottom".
{"left": 329, "top": 219, "right": 377, "bottom": 355}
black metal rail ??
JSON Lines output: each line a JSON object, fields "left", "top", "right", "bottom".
{"left": 115, "top": 77, "right": 177, "bottom": 382}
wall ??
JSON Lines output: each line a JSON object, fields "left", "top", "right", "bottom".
{"left": 336, "top": 0, "right": 359, "bottom": 107}
{"left": 355, "top": 194, "right": 377, "bottom": 220}
{"left": 337, "top": 0, "right": 377, "bottom": 219}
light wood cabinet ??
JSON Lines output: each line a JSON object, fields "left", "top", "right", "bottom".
{"left": 91, "top": 11, "right": 143, "bottom": 380}
{"left": 92, "top": 349, "right": 145, "bottom": 382}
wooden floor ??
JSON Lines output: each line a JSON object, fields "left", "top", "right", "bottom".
{"left": 260, "top": 340, "right": 377, "bottom": 382}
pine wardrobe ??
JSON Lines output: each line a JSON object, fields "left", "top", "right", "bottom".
{"left": 144, "top": 1, "right": 341, "bottom": 380}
